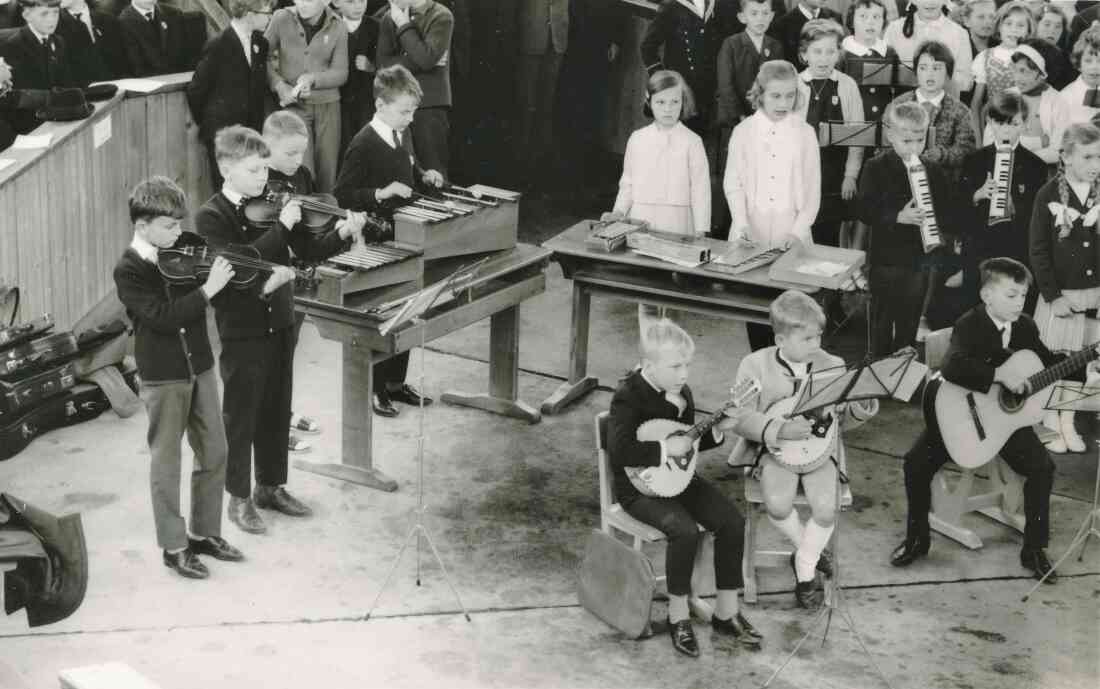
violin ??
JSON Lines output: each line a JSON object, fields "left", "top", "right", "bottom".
{"left": 157, "top": 232, "right": 315, "bottom": 290}
{"left": 244, "top": 179, "right": 392, "bottom": 238}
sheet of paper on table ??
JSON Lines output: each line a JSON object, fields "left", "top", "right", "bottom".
{"left": 11, "top": 134, "right": 52, "bottom": 149}
{"left": 797, "top": 260, "right": 849, "bottom": 278}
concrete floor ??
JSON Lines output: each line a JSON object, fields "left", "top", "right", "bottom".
{"left": 0, "top": 200, "right": 1098, "bottom": 689}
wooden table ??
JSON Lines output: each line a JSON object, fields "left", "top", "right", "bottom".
{"left": 293, "top": 244, "right": 551, "bottom": 492}
{"left": 539, "top": 221, "right": 820, "bottom": 415}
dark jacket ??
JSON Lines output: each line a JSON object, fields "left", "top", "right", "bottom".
{"left": 715, "top": 31, "right": 783, "bottom": 127}
{"left": 118, "top": 3, "right": 189, "bottom": 76}
{"left": 517, "top": 0, "right": 569, "bottom": 55}
{"left": 56, "top": 7, "right": 129, "bottom": 85}
{"left": 941, "top": 305, "right": 1058, "bottom": 394}
{"left": 1029, "top": 176, "right": 1100, "bottom": 303}
{"left": 113, "top": 247, "right": 214, "bottom": 383}
{"left": 768, "top": 5, "right": 842, "bottom": 70}
{"left": 377, "top": 0, "right": 453, "bottom": 108}
{"left": 0, "top": 86, "right": 47, "bottom": 149}
{"left": 333, "top": 123, "right": 423, "bottom": 215}
{"left": 607, "top": 369, "right": 723, "bottom": 504}
{"left": 186, "top": 26, "right": 269, "bottom": 143}
{"left": 193, "top": 192, "right": 347, "bottom": 340}
{"left": 0, "top": 26, "right": 77, "bottom": 132}
{"left": 959, "top": 144, "right": 1046, "bottom": 269}
{"left": 341, "top": 12, "right": 380, "bottom": 112}
{"left": 640, "top": 0, "right": 740, "bottom": 122}
{"left": 857, "top": 149, "right": 955, "bottom": 268}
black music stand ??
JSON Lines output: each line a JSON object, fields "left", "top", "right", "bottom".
{"left": 762, "top": 348, "right": 927, "bottom": 689}
{"left": 1020, "top": 383, "right": 1100, "bottom": 599}
{"left": 363, "top": 257, "right": 490, "bottom": 623}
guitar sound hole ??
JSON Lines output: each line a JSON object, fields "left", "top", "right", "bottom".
{"left": 998, "top": 387, "right": 1025, "bottom": 413}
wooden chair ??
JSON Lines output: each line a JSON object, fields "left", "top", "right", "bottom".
{"left": 593, "top": 412, "right": 715, "bottom": 623}
{"left": 925, "top": 327, "right": 1026, "bottom": 549}
{"left": 741, "top": 439, "right": 853, "bottom": 604}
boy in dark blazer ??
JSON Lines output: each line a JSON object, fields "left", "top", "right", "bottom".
{"left": 186, "top": 0, "right": 271, "bottom": 188}
{"left": 716, "top": 0, "right": 783, "bottom": 130}
{"left": 118, "top": 0, "right": 188, "bottom": 76}
{"left": 607, "top": 318, "right": 757, "bottom": 658}
{"left": 0, "top": 0, "right": 76, "bottom": 132}
{"left": 333, "top": 65, "right": 439, "bottom": 418}
{"left": 768, "top": 0, "right": 840, "bottom": 69}
{"left": 195, "top": 126, "right": 354, "bottom": 534}
{"left": 377, "top": 0, "right": 453, "bottom": 176}
{"left": 113, "top": 176, "right": 245, "bottom": 580}
{"left": 57, "top": 0, "right": 127, "bottom": 84}
{"left": 959, "top": 90, "right": 1046, "bottom": 310}
{"left": 334, "top": 0, "right": 381, "bottom": 162}
{"left": 892, "top": 258, "right": 1067, "bottom": 584}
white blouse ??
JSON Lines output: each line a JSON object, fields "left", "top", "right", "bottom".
{"left": 723, "top": 111, "right": 821, "bottom": 248}
{"left": 613, "top": 121, "right": 711, "bottom": 236}
{"left": 1052, "top": 78, "right": 1100, "bottom": 161}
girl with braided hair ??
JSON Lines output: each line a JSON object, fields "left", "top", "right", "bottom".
{"left": 1029, "top": 122, "right": 1100, "bottom": 453}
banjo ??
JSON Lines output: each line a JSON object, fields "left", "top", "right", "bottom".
{"left": 627, "top": 378, "right": 761, "bottom": 497}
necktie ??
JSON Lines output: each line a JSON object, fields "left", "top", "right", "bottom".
{"left": 999, "top": 325, "right": 1010, "bottom": 349}
{"left": 1084, "top": 88, "right": 1100, "bottom": 109}
{"left": 392, "top": 129, "right": 401, "bottom": 149}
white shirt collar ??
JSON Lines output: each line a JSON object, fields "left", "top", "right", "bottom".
{"left": 777, "top": 348, "right": 810, "bottom": 377}
{"left": 343, "top": 17, "right": 362, "bottom": 32}
{"left": 987, "top": 311, "right": 1012, "bottom": 344}
{"left": 916, "top": 90, "right": 945, "bottom": 108}
{"left": 370, "top": 116, "right": 401, "bottom": 149}
{"left": 800, "top": 69, "right": 839, "bottom": 82}
{"left": 29, "top": 26, "right": 51, "bottom": 44}
{"left": 67, "top": 1, "right": 90, "bottom": 16}
{"left": 131, "top": 2, "right": 154, "bottom": 18}
{"left": 799, "top": 4, "right": 817, "bottom": 20}
{"left": 230, "top": 19, "right": 251, "bottom": 55}
{"left": 221, "top": 186, "right": 245, "bottom": 206}
{"left": 914, "top": 13, "right": 946, "bottom": 29}
{"left": 130, "top": 233, "right": 159, "bottom": 263}
{"left": 842, "top": 36, "right": 888, "bottom": 57}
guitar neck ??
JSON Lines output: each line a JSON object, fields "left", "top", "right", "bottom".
{"left": 686, "top": 400, "right": 736, "bottom": 441}
{"left": 1027, "top": 344, "right": 1098, "bottom": 392}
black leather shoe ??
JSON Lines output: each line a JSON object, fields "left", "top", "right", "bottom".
{"left": 890, "top": 535, "right": 930, "bottom": 567}
{"left": 189, "top": 535, "right": 244, "bottom": 562}
{"left": 387, "top": 384, "right": 433, "bottom": 407}
{"left": 373, "top": 392, "right": 399, "bottom": 417}
{"left": 795, "top": 579, "right": 823, "bottom": 610}
{"left": 163, "top": 548, "right": 209, "bottom": 579}
{"left": 1021, "top": 548, "right": 1059, "bottom": 584}
{"left": 790, "top": 551, "right": 833, "bottom": 579}
{"left": 669, "top": 619, "right": 699, "bottom": 657}
{"left": 228, "top": 496, "right": 266, "bottom": 534}
{"left": 254, "top": 485, "right": 313, "bottom": 517}
{"left": 712, "top": 612, "right": 763, "bottom": 648}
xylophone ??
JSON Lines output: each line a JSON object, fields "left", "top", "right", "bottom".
{"left": 310, "top": 242, "right": 424, "bottom": 305}
{"left": 392, "top": 184, "right": 519, "bottom": 260}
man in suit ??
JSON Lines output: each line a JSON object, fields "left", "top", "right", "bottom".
{"left": 0, "top": 0, "right": 76, "bottom": 133}
{"left": 118, "top": 0, "right": 188, "bottom": 76}
{"left": 891, "top": 257, "right": 1064, "bottom": 584}
{"left": 56, "top": 0, "right": 127, "bottom": 84}
{"left": 334, "top": 0, "right": 384, "bottom": 163}
{"left": 186, "top": 0, "right": 271, "bottom": 187}
{"left": 514, "top": 0, "right": 567, "bottom": 187}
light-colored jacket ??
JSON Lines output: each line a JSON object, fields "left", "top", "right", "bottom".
{"left": 265, "top": 6, "right": 349, "bottom": 106}
{"left": 796, "top": 68, "right": 866, "bottom": 182}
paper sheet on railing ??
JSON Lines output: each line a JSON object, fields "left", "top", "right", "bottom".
{"left": 11, "top": 134, "right": 51, "bottom": 149}
{"left": 90, "top": 78, "right": 165, "bottom": 93}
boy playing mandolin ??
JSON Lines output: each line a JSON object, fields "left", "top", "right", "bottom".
{"left": 892, "top": 257, "right": 1081, "bottom": 581}
{"left": 727, "top": 290, "right": 879, "bottom": 610}
{"left": 607, "top": 319, "right": 761, "bottom": 658}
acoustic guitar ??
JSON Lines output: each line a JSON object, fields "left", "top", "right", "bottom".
{"left": 627, "top": 378, "right": 761, "bottom": 497}
{"left": 933, "top": 342, "right": 1100, "bottom": 469}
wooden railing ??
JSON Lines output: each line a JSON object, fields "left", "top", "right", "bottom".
{"left": 0, "top": 73, "right": 211, "bottom": 327}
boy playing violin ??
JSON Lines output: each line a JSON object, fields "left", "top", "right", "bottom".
{"left": 196, "top": 125, "right": 364, "bottom": 535}
{"left": 113, "top": 176, "right": 245, "bottom": 580}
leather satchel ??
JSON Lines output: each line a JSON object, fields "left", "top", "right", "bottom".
{"left": 576, "top": 529, "right": 655, "bottom": 639}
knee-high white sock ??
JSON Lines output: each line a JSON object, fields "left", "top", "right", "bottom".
{"left": 768, "top": 512, "right": 804, "bottom": 547}
{"left": 795, "top": 519, "right": 835, "bottom": 582}
{"left": 715, "top": 589, "right": 740, "bottom": 620}
{"left": 668, "top": 594, "right": 690, "bottom": 624}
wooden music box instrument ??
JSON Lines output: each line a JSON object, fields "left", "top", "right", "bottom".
{"left": 393, "top": 185, "right": 519, "bottom": 260}
{"left": 626, "top": 231, "right": 712, "bottom": 265}
{"left": 309, "top": 242, "right": 424, "bottom": 305}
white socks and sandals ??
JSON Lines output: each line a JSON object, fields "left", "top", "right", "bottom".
{"left": 769, "top": 511, "right": 835, "bottom": 609}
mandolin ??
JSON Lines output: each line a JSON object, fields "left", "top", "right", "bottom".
{"left": 627, "top": 379, "right": 761, "bottom": 497}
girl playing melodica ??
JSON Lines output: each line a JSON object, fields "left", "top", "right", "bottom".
{"left": 724, "top": 59, "right": 821, "bottom": 351}
{"left": 603, "top": 69, "right": 710, "bottom": 333}
{"left": 1030, "top": 122, "right": 1100, "bottom": 454}
{"left": 971, "top": 1, "right": 1034, "bottom": 136}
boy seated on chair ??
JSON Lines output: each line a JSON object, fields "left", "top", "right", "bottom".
{"left": 728, "top": 290, "right": 879, "bottom": 610}
{"left": 893, "top": 257, "right": 1081, "bottom": 582}
{"left": 606, "top": 318, "right": 761, "bottom": 658}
